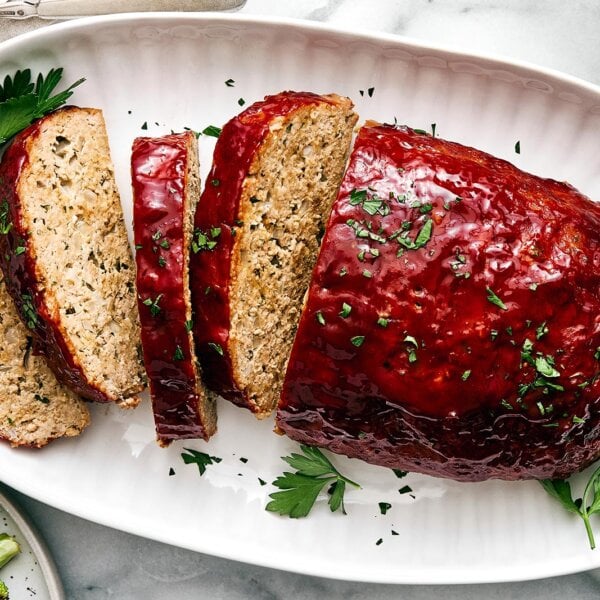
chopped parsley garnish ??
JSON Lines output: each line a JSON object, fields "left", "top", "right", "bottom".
{"left": 403, "top": 335, "right": 418, "bottom": 363}
{"left": 316, "top": 311, "right": 326, "bottom": 326}
{"left": 0, "top": 201, "right": 11, "bottom": 234}
{"left": 486, "top": 286, "right": 508, "bottom": 310}
{"left": 185, "top": 319, "right": 194, "bottom": 332}
{"left": 519, "top": 339, "right": 564, "bottom": 397}
{"left": 536, "top": 321, "right": 549, "bottom": 340}
{"left": 158, "top": 256, "right": 167, "bottom": 268}
{"left": 225, "top": 78, "right": 235, "bottom": 87}
{"left": 351, "top": 335, "right": 365, "bottom": 347}
{"left": 208, "top": 342, "right": 224, "bottom": 356}
{"left": 461, "top": 369, "right": 471, "bottom": 381}
{"left": 362, "top": 269, "right": 372, "bottom": 278}
{"left": 529, "top": 282, "right": 538, "bottom": 291}
{"left": 21, "top": 293, "right": 38, "bottom": 329}
{"left": 34, "top": 393, "right": 49, "bottom": 404}
{"left": 377, "top": 317, "right": 389, "bottom": 328}
{"left": 169, "top": 467, "right": 175, "bottom": 476}
{"left": 515, "top": 140, "right": 521, "bottom": 154}
{"left": 396, "top": 218, "right": 433, "bottom": 251}
{"left": 339, "top": 303, "right": 352, "bottom": 318}
{"left": 14, "top": 242, "right": 25, "bottom": 256}
{"left": 191, "top": 227, "right": 220, "bottom": 253}
{"left": 573, "top": 416, "right": 586, "bottom": 424}
{"left": 378, "top": 502, "right": 392, "bottom": 515}
{"left": 431, "top": 123, "right": 437, "bottom": 137}
{"left": 392, "top": 469, "right": 408, "bottom": 478}
{"left": 265, "top": 445, "right": 361, "bottom": 518}
{"left": 535, "top": 355, "right": 559, "bottom": 379}
{"left": 0, "top": 68, "right": 85, "bottom": 146}
{"left": 202, "top": 125, "right": 222, "bottom": 138}
{"left": 173, "top": 345, "right": 185, "bottom": 361}
{"left": 181, "top": 448, "right": 222, "bottom": 476}
{"left": 141, "top": 121, "right": 148, "bottom": 130}
{"left": 349, "top": 188, "right": 390, "bottom": 216}
{"left": 367, "top": 87, "right": 374, "bottom": 97}
{"left": 540, "top": 464, "right": 600, "bottom": 549}
{"left": 142, "top": 293, "right": 163, "bottom": 317}
{"left": 399, "top": 485, "right": 413, "bottom": 495}
{"left": 238, "top": 97, "right": 245, "bottom": 106}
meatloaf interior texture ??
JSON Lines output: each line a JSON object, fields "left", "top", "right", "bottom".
{"left": 0, "top": 107, "right": 145, "bottom": 406}
{"left": 192, "top": 92, "right": 357, "bottom": 418}
{"left": 278, "top": 122, "right": 600, "bottom": 482}
{"left": 0, "top": 277, "right": 90, "bottom": 447}
{"left": 132, "top": 132, "right": 216, "bottom": 445}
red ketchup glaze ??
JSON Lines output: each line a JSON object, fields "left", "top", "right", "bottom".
{"left": 0, "top": 109, "right": 109, "bottom": 402}
{"left": 278, "top": 123, "right": 600, "bottom": 481}
{"left": 132, "top": 133, "right": 207, "bottom": 443}
{"left": 190, "top": 91, "right": 339, "bottom": 409}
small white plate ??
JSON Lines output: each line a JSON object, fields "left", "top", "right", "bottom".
{"left": 1, "top": 13, "right": 600, "bottom": 585}
{"left": 0, "top": 485, "right": 64, "bottom": 600}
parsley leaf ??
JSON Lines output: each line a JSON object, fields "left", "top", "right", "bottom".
{"left": 0, "top": 68, "right": 85, "bottom": 146}
{"left": 396, "top": 219, "right": 433, "bottom": 251}
{"left": 265, "top": 445, "right": 361, "bottom": 518}
{"left": 540, "top": 463, "right": 600, "bottom": 549}
{"left": 486, "top": 286, "right": 508, "bottom": 310}
{"left": 181, "top": 448, "right": 222, "bottom": 476}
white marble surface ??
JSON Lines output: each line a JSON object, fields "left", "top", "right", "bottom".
{"left": 2, "top": 0, "right": 600, "bottom": 597}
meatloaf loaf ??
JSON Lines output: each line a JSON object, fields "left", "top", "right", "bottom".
{"left": 0, "top": 107, "right": 145, "bottom": 406}
{"left": 278, "top": 122, "right": 600, "bottom": 482}
{"left": 0, "top": 276, "right": 89, "bottom": 447}
{"left": 190, "top": 91, "right": 357, "bottom": 417}
{"left": 132, "top": 132, "right": 216, "bottom": 445}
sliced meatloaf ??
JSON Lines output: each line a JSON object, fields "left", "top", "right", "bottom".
{"left": 0, "top": 276, "right": 89, "bottom": 447}
{"left": 0, "top": 107, "right": 145, "bottom": 406}
{"left": 132, "top": 132, "right": 216, "bottom": 445}
{"left": 278, "top": 122, "right": 600, "bottom": 482}
{"left": 190, "top": 91, "right": 357, "bottom": 418}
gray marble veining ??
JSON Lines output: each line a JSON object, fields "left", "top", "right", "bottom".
{"left": 1, "top": 0, "right": 600, "bottom": 598}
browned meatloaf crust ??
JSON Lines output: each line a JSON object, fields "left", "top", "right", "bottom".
{"left": 278, "top": 122, "right": 600, "bottom": 482}
{"left": 190, "top": 91, "right": 357, "bottom": 417}
{"left": 0, "top": 107, "right": 145, "bottom": 406}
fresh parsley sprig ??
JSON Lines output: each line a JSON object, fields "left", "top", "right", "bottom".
{"left": 540, "top": 463, "right": 600, "bottom": 549}
{"left": 0, "top": 68, "right": 85, "bottom": 146}
{"left": 265, "top": 445, "right": 361, "bottom": 518}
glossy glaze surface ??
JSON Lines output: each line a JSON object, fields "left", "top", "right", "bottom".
{"left": 190, "top": 91, "right": 338, "bottom": 409}
{"left": 279, "top": 123, "right": 600, "bottom": 481}
{"left": 132, "top": 133, "right": 208, "bottom": 443}
{"left": 0, "top": 109, "right": 109, "bottom": 403}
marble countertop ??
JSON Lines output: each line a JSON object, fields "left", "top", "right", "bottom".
{"left": 2, "top": 0, "right": 600, "bottom": 598}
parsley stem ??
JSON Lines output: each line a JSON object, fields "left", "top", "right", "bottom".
{"left": 583, "top": 514, "right": 596, "bottom": 550}
{"left": 338, "top": 474, "right": 362, "bottom": 490}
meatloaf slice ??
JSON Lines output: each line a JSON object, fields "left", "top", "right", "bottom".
{"left": 190, "top": 91, "right": 357, "bottom": 417}
{"left": 0, "top": 276, "right": 89, "bottom": 447}
{"left": 132, "top": 132, "right": 216, "bottom": 445}
{"left": 0, "top": 107, "right": 145, "bottom": 406}
{"left": 278, "top": 122, "right": 600, "bottom": 482}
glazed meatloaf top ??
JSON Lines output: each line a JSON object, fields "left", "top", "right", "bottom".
{"left": 278, "top": 122, "right": 600, "bottom": 482}
{"left": 132, "top": 132, "right": 216, "bottom": 445}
